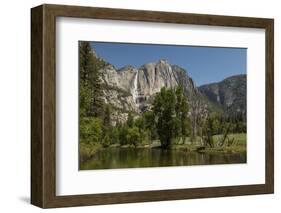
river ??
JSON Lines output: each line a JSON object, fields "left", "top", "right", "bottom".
{"left": 80, "top": 147, "right": 246, "bottom": 170}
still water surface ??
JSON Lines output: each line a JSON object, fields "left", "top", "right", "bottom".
{"left": 80, "top": 148, "right": 246, "bottom": 170}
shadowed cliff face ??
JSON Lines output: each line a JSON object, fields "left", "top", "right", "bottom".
{"left": 198, "top": 74, "right": 247, "bottom": 117}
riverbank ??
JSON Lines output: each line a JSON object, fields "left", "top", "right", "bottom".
{"left": 114, "top": 133, "right": 246, "bottom": 153}
{"left": 170, "top": 133, "right": 246, "bottom": 154}
{"left": 79, "top": 143, "right": 103, "bottom": 163}
{"left": 79, "top": 133, "right": 246, "bottom": 164}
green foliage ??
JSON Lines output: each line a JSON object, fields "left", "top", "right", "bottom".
{"left": 102, "top": 133, "right": 110, "bottom": 147}
{"left": 142, "top": 111, "right": 158, "bottom": 140}
{"left": 79, "top": 41, "right": 114, "bottom": 149}
{"left": 202, "top": 115, "right": 215, "bottom": 148}
{"left": 103, "top": 104, "right": 111, "bottom": 129}
{"left": 149, "top": 86, "right": 191, "bottom": 148}
{"left": 127, "top": 112, "right": 134, "bottom": 128}
{"left": 175, "top": 85, "right": 190, "bottom": 139}
{"left": 119, "top": 125, "right": 129, "bottom": 145}
{"left": 134, "top": 116, "right": 151, "bottom": 145}
{"left": 139, "top": 129, "right": 151, "bottom": 145}
{"left": 198, "top": 111, "right": 247, "bottom": 148}
{"left": 126, "top": 127, "right": 141, "bottom": 147}
{"left": 152, "top": 87, "right": 176, "bottom": 148}
{"left": 79, "top": 142, "right": 102, "bottom": 163}
{"left": 212, "top": 117, "right": 221, "bottom": 135}
{"left": 78, "top": 42, "right": 246, "bottom": 153}
{"left": 79, "top": 81, "right": 91, "bottom": 117}
{"left": 80, "top": 117, "right": 102, "bottom": 145}
{"left": 110, "top": 127, "right": 120, "bottom": 144}
{"left": 79, "top": 41, "right": 92, "bottom": 82}
{"left": 79, "top": 41, "right": 105, "bottom": 118}
{"left": 235, "top": 121, "right": 246, "bottom": 133}
{"left": 134, "top": 116, "right": 144, "bottom": 129}
{"left": 200, "top": 112, "right": 246, "bottom": 138}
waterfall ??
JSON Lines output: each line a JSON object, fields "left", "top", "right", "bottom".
{"left": 133, "top": 71, "right": 139, "bottom": 105}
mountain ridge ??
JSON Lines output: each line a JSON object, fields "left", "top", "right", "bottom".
{"left": 93, "top": 47, "right": 246, "bottom": 123}
{"left": 199, "top": 74, "right": 246, "bottom": 117}
{"left": 99, "top": 58, "right": 205, "bottom": 124}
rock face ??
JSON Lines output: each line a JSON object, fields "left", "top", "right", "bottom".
{"left": 199, "top": 74, "right": 246, "bottom": 117}
{"left": 100, "top": 59, "right": 199, "bottom": 119}
{"left": 94, "top": 47, "right": 245, "bottom": 124}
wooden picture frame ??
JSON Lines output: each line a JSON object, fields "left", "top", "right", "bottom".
{"left": 31, "top": 4, "right": 274, "bottom": 208}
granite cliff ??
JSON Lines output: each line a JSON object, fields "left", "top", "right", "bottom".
{"left": 199, "top": 74, "right": 247, "bottom": 117}
{"left": 93, "top": 49, "right": 245, "bottom": 124}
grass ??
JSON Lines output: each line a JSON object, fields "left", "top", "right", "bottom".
{"left": 213, "top": 133, "right": 246, "bottom": 153}
{"left": 170, "top": 133, "right": 246, "bottom": 154}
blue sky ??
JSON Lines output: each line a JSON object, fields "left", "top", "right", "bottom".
{"left": 91, "top": 42, "right": 246, "bottom": 86}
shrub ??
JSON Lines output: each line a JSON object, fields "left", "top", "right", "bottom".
{"left": 126, "top": 127, "right": 141, "bottom": 147}
{"left": 80, "top": 117, "right": 102, "bottom": 145}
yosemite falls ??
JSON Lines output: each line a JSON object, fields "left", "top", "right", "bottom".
{"left": 97, "top": 54, "right": 246, "bottom": 125}
{"left": 99, "top": 59, "right": 198, "bottom": 124}
{"left": 132, "top": 70, "right": 139, "bottom": 106}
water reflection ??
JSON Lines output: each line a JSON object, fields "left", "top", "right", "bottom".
{"left": 80, "top": 148, "right": 246, "bottom": 170}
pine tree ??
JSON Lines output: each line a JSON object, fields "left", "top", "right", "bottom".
{"left": 79, "top": 41, "right": 92, "bottom": 83}
{"left": 79, "top": 41, "right": 105, "bottom": 118}
{"left": 79, "top": 42, "right": 92, "bottom": 117}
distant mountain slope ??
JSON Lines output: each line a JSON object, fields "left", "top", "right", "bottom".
{"left": 198, "top": 74, "right": 246, "bottom": 117}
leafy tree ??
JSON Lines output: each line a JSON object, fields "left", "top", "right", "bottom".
{"left": 180, "top": 99, "right": 190, "bottom": 139}
{"left": 134, "top": 116, "right": 152, "bottom": 145}
{"left": 79, "top": 82, "right": 91, "bottom": 117}
{"left": 80, "top": 117, "right": 102, "bottom": 145}
{"left": 202, "top": 115, "right": 214, "bottom": 148}
{"left": 152, "top": 87, "right": 176, "bottom": 149}
{"left": 189, "top": 93, "right": 205, "bottom": 143}
{"left": 126, "top": 127, "right": 141, "bottom": 147}
{"left": 175, "top": 86, "right": 190, "bottom": 142}
{"left": 102, "top": 133, "right": 110, "bottom": 147}
{"left": 210, "top": 114, "right": 221, "bottom": 135}
{"left": 218, "top": 122, "right": 231, "bottom": 147}
{"left": 213, "top": 119, "right": 220, "bottom": 135}
{"left": 134, "top": 116, "right": 145, "bottom": 130}
{"left": 119, "top": 125, "right": 129, "bottom": 145}
{"left": 143, "top": 111, "right": 158, "bottom": 140}
{"left": 110, "top": 127, "right": 119, "bottom": 144}
{"left": 140, "top": 129, "right": 151, "bottom": 145}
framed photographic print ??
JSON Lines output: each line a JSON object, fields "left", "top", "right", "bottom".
{"left": 31, "top": 4, "right": 274, "bottom": 208}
